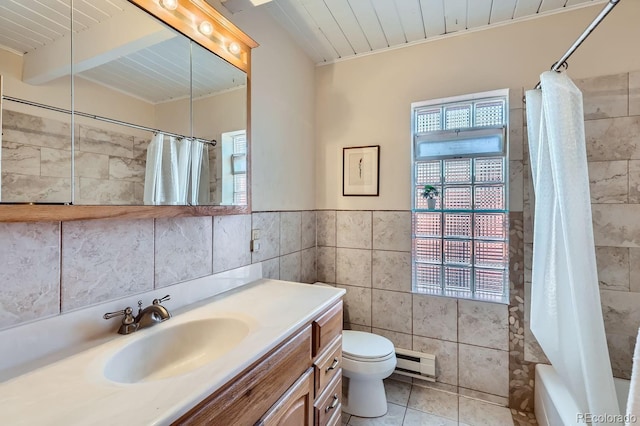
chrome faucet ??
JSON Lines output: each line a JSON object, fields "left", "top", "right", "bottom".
{"left": 104, "top": 295, "right": 172, "bottom": 335}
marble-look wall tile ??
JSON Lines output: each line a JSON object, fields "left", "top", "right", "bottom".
{"left": 585, "top": 116, "right": 640, "bottom": 161}
{"left": 372, "top": 289, "right": 411, "bottom": 334}
{"left": 459, "top": 344, "right": 509, "bottom": 397}
{"left": 413, "top": 294, "right": 457, "bottom": 342}
{"left": 317, "top": 210, "right": 336, "bottom": 246}
{"left": 629, "top": 160, "right": 640, "bottom": 203}
{"left": 336, "top": 248, "right": 371, "bottom": 287}
{"left": 0, "top": 222, "right": 60, "bottom": 329}
{"left": 413, "top": 336, "right": 458, "bottom": 386}
{"left": 372, "top": 250, "right": 411, "bottom": 293}
{"left": 1, "top": 173, "right": 71, "bottom": 203}
{"left": 300, "top": 247, "right": 316, "bottom": 284}
{"left": 280, "top": 251, "right": 301, "bottom": 282}
{"left": 280, "top": 211, "right": 301, "bottom": 255}
{"left": 373, "top": 327, "right": 412, "bottom": 350}
{"left": 251, "top": 212, "right": 280, "bottom": 263}
{"left": 595, "top": 247, "right": 630, "bottom": 291}
{"left": 510, "top": 109, "right": 524, "bottom": 161}
{"left": 133, "top": 137, "right": 150, "bottom": 161}
{"left": 458, "top": 300, "right": 509, "bottom": 351}
{"left": 316, "top": 246, "right": 336, "bottom": 283}
{"left": 40, "top": 148, "right": 71, "bottom": 178}
{"left": 75, "top": 152, "right": 109, "bottom": 179}
{"left": 109, "top": 157, "right": 145, "bottom": 182}
{"left": 78, "top": 125, "right": 134, "bottom": 158}
{"left": 1, "top": 141, "right": 41, "bottom": 175}
{"left": 372, "top": 211, "right": 411, "bottom": 251}
{"left": 336, "top": 211, "right": 372, "bottom": 249}
{"left": 592, "top": 204, "right": 640, "bottom": 247}
{"left": 337, "top": 284, "right": 371, "bottom": 326}
{"left": 78, "top": 178, "right": 135, "bottom": 205}
{"left": 301, "top": 210, "right": 316, "bottom": 249}
{"left": 509, "top": 87, "right": 524, "bottom": 110}
{"left": 213, "top": 214, "right": 251, "bottom": 274}
{"left": 155, "top": 217, "right": 212, "bottom": 288}
{"left": 61, "top": 219, "right": 154, "bottom": 311}
{"left": 601, "top": 289, "right": 640, "bottom": 336}
{"left": 345, "top": 323, "right": 372, "bottom": 333}
{"left": 262, "top": 258, "right": 280, "bottom": 280}
{"left": 607, "top": 333, "right": 636, "bottom": 379}
{"left": 631, "top": 71, "right": 640, "bottom": 116}
{"left": 630, "top": 248, "right": 640, "bottom": 292}
{"left": 509, "top": 161, "right": 524, "bottom": 212}
{"left": 575, "top": 73, "right": 629, "bottom": 120}
{"left": 3, "top": 109, "right": 71, "bottom": 150}
{"left": 587, "top": 160, "right": 628, "bottom": 203}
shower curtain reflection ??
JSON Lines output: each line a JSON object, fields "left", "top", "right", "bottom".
{"left": 144, "top": 133, "right": 210, "bottom": 205}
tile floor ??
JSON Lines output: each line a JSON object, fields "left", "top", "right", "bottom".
{"left": 341, "top": 379, "right": 538, "bottom": 426}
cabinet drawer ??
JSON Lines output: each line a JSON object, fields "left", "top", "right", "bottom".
{"left": 314, "top": 335, "right": 342, "bottom": 397}
{"left": 312, "top": 301, "right": 343, "bottom": 357}
{"left": 313, "top": 369, "right": 342, "bottom": 426}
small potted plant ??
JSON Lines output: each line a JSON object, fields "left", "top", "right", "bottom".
{"left": 421, "top": 185, "right": 439, "bottom": 210}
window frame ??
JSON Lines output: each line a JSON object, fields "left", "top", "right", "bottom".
{"left": 410, "top": 89, "right": 510, "bottom": 303}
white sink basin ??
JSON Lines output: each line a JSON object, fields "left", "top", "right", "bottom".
{"left": 103, "top": 317, "right": 251, "bottom": 383}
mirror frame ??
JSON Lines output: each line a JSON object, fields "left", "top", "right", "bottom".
{"left": 0, "top": 0, "right": 257, "bottom": 222}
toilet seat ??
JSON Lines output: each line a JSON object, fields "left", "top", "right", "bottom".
{"left": 342, "top": 330, "right": 394, "bottom": 361}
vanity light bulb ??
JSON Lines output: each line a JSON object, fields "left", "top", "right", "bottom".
{"left": 160, "top": 0, "right": 178, "bottom": 10}
{"left": 228, "top": 42, "right": 241, "bottom": 55}
{"left": 199, "top": 21, "right": 213, "bottom": 36}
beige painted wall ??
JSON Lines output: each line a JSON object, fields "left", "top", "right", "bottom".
{"left": 219, "top": 3, "right": 317, "bottom": 211}
{"left": 315, "top": 1, "right": 640, "bottom": 210}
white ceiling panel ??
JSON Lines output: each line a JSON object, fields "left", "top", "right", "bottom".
{"left": 420, "top": 0, "right": 445, "bottom": 37}
{"left": 302, "top": 0, "right": 354, "bottom": 58}
{"left": 514, "top": 0, "right": 543, "bottom": 18}
{"left": 394, "top": 0, "right": 426, "bottom": 43}
{"left": 466, "top": 0, "right": 493, "bottom": 28}
{"left": 566, "top": 0, "right": 591, "bottom": 5}
{"left": 346, "top": 0, "right": 388, "bottom": 50}
{"left": 539, "top": 0, "right": 568, "bottom": 13}
{"left": 370, "top": 0, "right": 406, "bottom": 46}
{"left": 443, "top": 0, "right": 467, "bottom": 32}
{"left": 324, "top": 0, "right": 370, "bottom": 54}
{"left": 490, "top": 0, "right": 518, "bottom": 23}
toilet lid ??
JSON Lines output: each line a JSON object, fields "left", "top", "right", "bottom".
{"left": 342, "top": 330, "right": 394, "bottom": 360}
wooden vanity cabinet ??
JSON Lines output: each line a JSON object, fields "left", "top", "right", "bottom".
{"left": 172, "top": 300, "right": 343, "bottom": 426}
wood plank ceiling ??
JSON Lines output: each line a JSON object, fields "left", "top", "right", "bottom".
{"left": 264, "top": 0, "right": 608, "bottom": 64}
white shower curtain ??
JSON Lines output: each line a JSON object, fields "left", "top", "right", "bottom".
{"left": 526, "top": 71, "right": 620, "bottom": 424}
{"left": 144, "top": 134, "right": 210, "bottom": 205}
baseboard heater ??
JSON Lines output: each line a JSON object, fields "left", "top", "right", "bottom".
{"left": 394, "top": 348, "right": 436, "bottom": 382}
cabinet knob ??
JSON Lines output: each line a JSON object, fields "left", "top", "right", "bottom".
{"left": 325, "top": 394, "right": 339, "bottom": 413}
{"left": 325, "top": 358, "right": 339, "bottom": 373}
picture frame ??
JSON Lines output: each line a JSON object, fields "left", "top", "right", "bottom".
{"left": 342, "top": 145, "right": 380, "bottom": 196}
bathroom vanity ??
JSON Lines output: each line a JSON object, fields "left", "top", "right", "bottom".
{"left": 0, "top": 279, "right": 345, "bottom": 425}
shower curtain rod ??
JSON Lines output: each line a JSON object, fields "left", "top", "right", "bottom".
{"left": 534, "top": 0, "right": 621, "bottom": 89}
{"left": 1, "top": 95, "right": 217, "bottom": 146}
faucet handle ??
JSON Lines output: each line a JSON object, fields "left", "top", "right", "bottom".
{"left": 103, "top": 307, "right": 133, "bottom": 320}
{"left": 153, "top": 294, "right": 171, "bottom": 305}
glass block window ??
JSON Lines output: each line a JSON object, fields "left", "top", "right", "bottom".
{"left": 412, "top": 92, "right": 509, "bottom": 303}
{"left": 232, "top": 132, "right": 247, "bottom": 205}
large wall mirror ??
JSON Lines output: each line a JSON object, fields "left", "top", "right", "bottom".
{"left": 0, "top": 0, "right": 256, "bottom": 221}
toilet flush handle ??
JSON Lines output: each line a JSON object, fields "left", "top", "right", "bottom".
{"left": 326, "top": 358, "right": 339, "bottom": 372}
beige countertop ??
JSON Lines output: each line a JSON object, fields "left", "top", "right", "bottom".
{"left": 0, "top": 279, "right": 345, "bottom": 426}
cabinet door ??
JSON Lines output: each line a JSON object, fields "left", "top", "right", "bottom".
{"left": 259, "top": 368, "right": 314, "bottom": 426}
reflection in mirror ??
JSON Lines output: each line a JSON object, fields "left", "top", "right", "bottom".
{"left": 0, "top": 0, "right": 73, "bottom": 203}
{"left": 0, "top": 0, "right": 249, "bottom": 207}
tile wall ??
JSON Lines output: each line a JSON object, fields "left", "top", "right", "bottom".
{"left": 523, "top": 70, "right": 640, "bottom": 381}
{"left": 0, "top": 211, "right": 316, "bottom": 331}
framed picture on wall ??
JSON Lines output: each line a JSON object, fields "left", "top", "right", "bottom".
{"left": 343, "top": 145, "right": 380, "bottom": 196}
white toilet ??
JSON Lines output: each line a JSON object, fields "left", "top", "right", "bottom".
{"left": 342, "top": 330, "right": 397, "bottom": 418}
